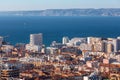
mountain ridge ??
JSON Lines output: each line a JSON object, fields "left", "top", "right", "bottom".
{"left": 0, "top": 8, "right": 120, "bottom": 16}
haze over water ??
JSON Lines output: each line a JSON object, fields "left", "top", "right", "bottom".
{"left": 0, "top": 16, "right": 120, "bottom": 46}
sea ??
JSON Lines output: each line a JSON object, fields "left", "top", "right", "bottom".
{"left": 0, "top": 16, "right": 120, "bottom": 46}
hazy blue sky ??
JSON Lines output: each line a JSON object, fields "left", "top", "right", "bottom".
{"left": 0, "top": 0, "right": 120, "bottom": 11}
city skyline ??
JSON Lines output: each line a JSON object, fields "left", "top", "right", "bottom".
{"left": 0, "top": 0, "right": 120, "bottom": 11}
{"left": 0, "top": 33, "right": 120, "bottom": 79}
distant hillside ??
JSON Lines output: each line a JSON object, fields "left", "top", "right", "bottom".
{"left": 0, "top": 8, "right": 120, "bottom": 16}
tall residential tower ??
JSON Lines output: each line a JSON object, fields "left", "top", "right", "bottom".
{"left": 62, "top": 37, "right": 69, "bottom": 44}
{"left": 26, "top": 33, "right": 43, "bottom": 52}
{"left": 30, "top": 33, "right": 42, "bottom": 46}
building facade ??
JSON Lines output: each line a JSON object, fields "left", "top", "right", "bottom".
{"left": 62, "top": 37, "right": 69, "bottom": 44}
{"left": 26, "top": 33, "right": 43, "bottom": 52}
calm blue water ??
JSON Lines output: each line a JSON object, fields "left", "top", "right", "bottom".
{"left": 0, "top": 16, "right": 120, "bottom": 46}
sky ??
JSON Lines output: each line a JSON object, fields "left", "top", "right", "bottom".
{"left": 0, "top": 0, "right": 120, "bottom": 11}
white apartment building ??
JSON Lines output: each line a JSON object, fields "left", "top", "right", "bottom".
{"left": 26, "top": 33, "right": 43, "bottom": 52}
{"left": 30, "top": 33, "right": 42, "bottom": 46}
{"left": 62, "top": 36, "right": 69, "bottom": 44}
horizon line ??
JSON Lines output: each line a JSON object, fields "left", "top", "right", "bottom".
{"left": 0, "top": 8, "right": 120, "bottom": 12}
